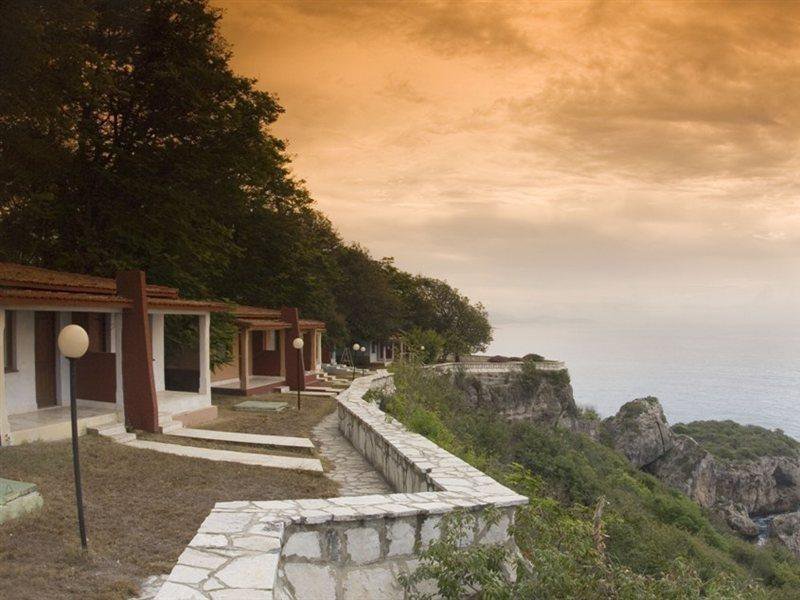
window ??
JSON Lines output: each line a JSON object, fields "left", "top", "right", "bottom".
{"left": 4, "top": 310, "right": 15, "bottom": 372}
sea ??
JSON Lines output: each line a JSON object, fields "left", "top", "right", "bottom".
{"left": 490, "top": 320, "right": 800, "bottom": 441}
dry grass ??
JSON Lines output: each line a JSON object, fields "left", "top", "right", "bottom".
{"left": 0, "top": 395, "right": 339, "bottom": 600}
{"left": 207, "top": 392, "right": 336, "bottom": 438}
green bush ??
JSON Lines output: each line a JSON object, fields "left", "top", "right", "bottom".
{"left": 672, "top": 421, "right": 800, "bottom": 461}
{"left": 383, "top": 363, "right": 800, "bottom": 598}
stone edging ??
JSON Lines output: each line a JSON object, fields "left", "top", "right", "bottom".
{"left": 153, "top": 371, "right": 527, "bottom": 600}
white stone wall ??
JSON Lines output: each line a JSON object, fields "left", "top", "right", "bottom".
{"left": 154, "top": 371, "right": 527, "bottom": 600}
{"left": 4, "top": 310, "right": 37, "bottom": 415}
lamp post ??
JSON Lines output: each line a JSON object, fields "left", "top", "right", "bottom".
{"left": 419, "top": 345, "right": 425, "bottom": 364}
{"left": 351, "top": 343, "right": 360, "bottom": 380}
{"left": 57, "top": 324, "right": 90, "bottom": 549}
{"left": 292, "top": 337, "right": 304, "bottom": 410}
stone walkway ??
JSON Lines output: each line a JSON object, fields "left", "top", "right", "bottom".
{"left": 311, "top": 412, "right": 393, "bottom": 496}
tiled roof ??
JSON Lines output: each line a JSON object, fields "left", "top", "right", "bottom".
{"left": 0, "top": 288, "right": 131, "bottom": 309}
{"left": 0, "top": 262, "right": 178, "bottom": 298}
{"left": 235, "top": 319, "right": 291, "bottom": 329}
{"left": 148, "top": 297, "right": 230, "bottom": 312}
{"left": 232, "top": 305, "right": 282, "bottom": 319}
{"left": 299, "top": 319, "right": 326, "bottom": 330}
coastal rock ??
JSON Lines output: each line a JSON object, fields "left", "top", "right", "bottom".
{"left": 458, "top": 373, "right": 578, "bottom": 430}
{"left": 714, "top": 456, "right": 800, "bottom": 515}
{"left": 769, "top": 511, "right": 800, "bottom": 558}
{"left": 647, "top": 434, "right": 717, "bottom": 507}
{"left": 604, "top": 397, "right": 675, "bottom": 468}
{"left": 719, "top": 503, "right": 759, "bottom": 538}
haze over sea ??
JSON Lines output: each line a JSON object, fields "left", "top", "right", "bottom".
{"left": 491, "top": 319, "right": 800, "bottom": 441}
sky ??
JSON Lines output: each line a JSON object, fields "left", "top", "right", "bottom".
{"left": 213, "top": 0, "right": 800, "bottom": 355}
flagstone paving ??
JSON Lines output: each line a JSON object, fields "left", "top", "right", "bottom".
{"left": 311, "top": 411, "right": 392, "bottom": 495}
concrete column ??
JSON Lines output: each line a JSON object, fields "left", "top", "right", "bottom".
{"left": 316, "top": 330, "right": 323, "bottom": 370}
{"left": 198, "top": 313, "right": 210, "bottom": 398}
{"left": 151, "top": 313, "right": 165, "bottom": 392}
{"left": 56, "top": 312, "right": 71, "bottom": 405}
{"left": 279, "top": 330, "right": 286, "bottom": 377}
{"left": 238, "top": 328, "right": 250, "bottom": 392}
{"left": 0, "top": 310, "right": 10, "bottom": 445}
{"left": 112, "top": 313, "right": 124, "bottom": 410}
{"left": 116, "top": 270, "right": 159, "bottom": 432}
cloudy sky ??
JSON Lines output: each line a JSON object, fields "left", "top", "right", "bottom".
{"left": 213, "top": 0, "right": 800, "bottom": 353}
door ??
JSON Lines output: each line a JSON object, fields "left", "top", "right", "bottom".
{"left": 35, "top": 311, "right": 57, "bottom": 408}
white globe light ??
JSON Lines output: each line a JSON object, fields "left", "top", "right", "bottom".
{"left": 352, "top": 343, "right": 360, "bottom": 351}
{"left": 58, "top": 324, "right": 89, "bottom": 359}
{"left": 292, "top": 337, "right": 304, "bottom": 350}
{"left": 420, "top": 345, "right": 425, "bottom": 351}
{"left": 361, "top": 347, "right": 367, "bottom": 352}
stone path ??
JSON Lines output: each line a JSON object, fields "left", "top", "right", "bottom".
{"left": 166, "top": 428, "right": 314, "bottom": 450}
{"left": 125, "top": 440, "right": 324, "bottom": 473}
{"left": 311, "top": 412, "right": 392, "bottom": 496}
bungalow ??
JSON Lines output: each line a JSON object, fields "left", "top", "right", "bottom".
{"left": 0, "top": 262, "right": 226, "bottom": 446}
{"left": 210, "top": 305, "right": 326, "bottom": 396}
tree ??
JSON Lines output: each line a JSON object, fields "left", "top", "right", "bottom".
{"left": 0, "top": 0, "right": 493, "bottom": 361}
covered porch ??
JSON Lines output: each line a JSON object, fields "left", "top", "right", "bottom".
{"left": 211, "top": 318, "right": 289, "bottom": 396}
{"left": 1, "top": 301, "right": 126, "bottom": 446}
{"left": 149, "top": 309, "right": 214, "bottom": 422}
{"left": 8, "top": 401, "right": 119, "bottom": 445}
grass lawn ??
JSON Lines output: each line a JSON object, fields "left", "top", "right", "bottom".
{"left": 0, "top": 394, "right": 339, "bottom": 600}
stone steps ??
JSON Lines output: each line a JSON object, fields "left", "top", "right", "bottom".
{"left": 157, "top": 413, "right": 184, "bottom": 434}
{"left": 87, "top": 422, "right": 137, "bottom": 444}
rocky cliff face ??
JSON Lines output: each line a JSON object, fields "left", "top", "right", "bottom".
{"left": 600, "top": 397, "right": 800, "bottom": 518}
{"left": 714, "top": 456, "right": 800, "bottom": 515}
{"left": 458, "top": 372, "right": 579, "bottom": 430}
{"left": 647, "top": 434, "right": 717, "bottom": 508}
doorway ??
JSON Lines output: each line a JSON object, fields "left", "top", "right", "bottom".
{"left": 34, "top": 311, "right": 57, "bottom": 408}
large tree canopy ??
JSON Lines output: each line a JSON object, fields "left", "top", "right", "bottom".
{"left": 0, "top": 0, "right": 492, "bottom": 356}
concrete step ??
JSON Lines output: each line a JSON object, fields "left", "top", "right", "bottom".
{"left": 166, "top": 427, "right": 314, "bottom": 449}
{"left": 88, "top": 422, "right": 126, "bottom": 436}
{"left": 87, "top": 422, "right": 137, "bottom": 444}
{"left": 125, "top": 440, "right": 324, "bottom": 472}
{"left": 159, "top": 422, "right": 184, "bottom": 434}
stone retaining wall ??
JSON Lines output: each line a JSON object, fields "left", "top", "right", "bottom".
{"left": 154, "top": 371, "right": 527, "bottom": 600}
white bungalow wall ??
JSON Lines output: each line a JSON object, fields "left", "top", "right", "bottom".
{"left": 4, "top": 310, "right": 37, "bottom": 415}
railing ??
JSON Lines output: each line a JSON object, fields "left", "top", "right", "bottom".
{"left": 434, "top": 359, "right": 565, "bottom": 373}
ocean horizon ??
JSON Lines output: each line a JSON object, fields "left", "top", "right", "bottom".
{"left": 489, "top": 320, "right": 800, "bottom": 441}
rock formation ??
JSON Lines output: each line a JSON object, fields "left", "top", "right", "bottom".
{"left": 647, "top": 434, "right": 717, "bottom": 508}
{"left": 770, "top": 512, "right": 800, "bottom": 558}
{"left": 603, "top": 397, "right": 675, "bottom": 468}
{"left": 457, "top": 372, "right": 578, "bottom": 430}
{"left": 718, "top": 503, "right": 759, "bottom": 539}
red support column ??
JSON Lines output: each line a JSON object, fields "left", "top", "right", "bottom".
{"left": 281, "top": 307, "right": 305, "bottom": 391}
{"left": 116, "top": 271, "right": 159, "bottom": 432}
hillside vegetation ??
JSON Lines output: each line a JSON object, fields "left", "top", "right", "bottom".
{"left": 673, "top": 421, "right": 800, "bottom": 462}
{"left": 371, "top": 362, "right": 800, "bottom": 599}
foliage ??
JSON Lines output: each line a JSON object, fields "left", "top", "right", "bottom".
{"left": 401, "top": 327, "right": 446, "bottom": 364}
{"left": 516, "top": 358, "right": 571, "bottom": 391}
{"left": 0, "top": 0, "right": 491, "bottom": 359}
{"left": 672, "top": 421, "right": 800, "bottom": 462}
{"left": 385, "top": 363, "right": 800, "bottom": 599}
{"left": 209, "top": 312, "right": 238, "bottom": 370}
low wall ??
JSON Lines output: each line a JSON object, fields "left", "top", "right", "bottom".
{"left": 154, "top": 371, "right": 526, "bottom": 600}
